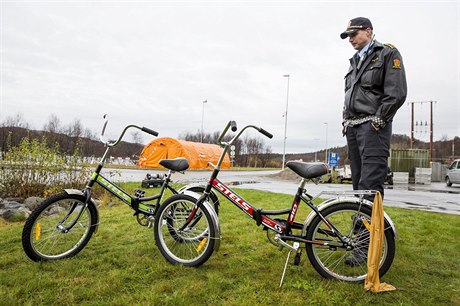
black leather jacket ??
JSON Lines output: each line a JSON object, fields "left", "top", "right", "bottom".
{"left": 343, "top": 40, "right": 407, "bottom": 124}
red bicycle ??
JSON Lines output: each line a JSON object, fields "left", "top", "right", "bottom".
{"left": 154, "top": 121, "right": 397, "bottom": 283}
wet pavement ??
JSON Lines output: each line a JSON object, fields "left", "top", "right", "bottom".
{"left": 105, "top": 168, "right": 460, "bottom": 215}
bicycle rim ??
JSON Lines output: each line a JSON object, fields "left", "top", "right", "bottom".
{"left": 156, "top": 195, "right": 214, "bottom": 266}
{"left": 306, "top": 204, "right": 392, "bottom": 282}
{"left": 29, "top": 198, "right": 92, "bottom": 260}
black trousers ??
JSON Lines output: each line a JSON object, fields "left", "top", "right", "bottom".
{"left": 346, "top": 121, "right": 391, "bottom": 200}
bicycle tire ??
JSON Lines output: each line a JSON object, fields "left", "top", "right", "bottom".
{"left": 305, "top": 202, "right": 395, "bottom": 282}
{"left": 22, "top": 192, "right": 97, "bottom": 261}
{"left": 154, "top": 194, "right": 216, "bottom": 267}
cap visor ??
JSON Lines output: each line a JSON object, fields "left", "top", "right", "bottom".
{"left": 340, "top": 29, "right": 358, "bottom": 39}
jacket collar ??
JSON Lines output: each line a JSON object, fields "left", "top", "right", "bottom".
{"left": 349, "top": 40, "right": 383, "bottom": 63}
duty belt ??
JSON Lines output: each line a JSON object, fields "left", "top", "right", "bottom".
{"left": 346, "top": 115, "right": 375, "bottom": 126}
{"left": 342, "top": 115, "right": 381, "bottom": 135}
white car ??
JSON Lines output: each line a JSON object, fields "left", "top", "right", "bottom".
{"left": 446, "top": 159, "right": 460, "bottom": 186}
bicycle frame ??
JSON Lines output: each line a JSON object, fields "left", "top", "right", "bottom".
{"left": 59, "top": 114, "right": 162, "bottom": 231}
{"left": 88, "top": 168, "right": 177, "bottom": 215}
{"left": 206, "top": 175, "right": 348, "bottom": 250}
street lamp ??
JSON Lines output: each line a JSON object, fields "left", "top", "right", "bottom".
{"left": 323, "top": 122, "right": 328, "bottom": 164}
{"left": 314, "top": 138, "right": 320, "bottom": 162}
{"left": 282, "top": 74, "right": 290, "bottom": 170}
{"left": 201, "top": 100, "right": 207, "bottom": 143}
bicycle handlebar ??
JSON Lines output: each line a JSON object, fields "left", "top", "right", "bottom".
{"left": 259, "top": 128, "right": 273, "bottom": 139}
{"left": 100, "top": 114, "right": 159, "bottom": 147}
{"left": 217, "top": 120, "right": 273, "bottom": 147}
{"left": 141, "top": 127, "right": 159, "bottom": 137}
{"left": 230, "top": 121, "right": 237, "bottom": 132}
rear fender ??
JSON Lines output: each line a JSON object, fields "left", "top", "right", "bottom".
{"left": 303, "top": 197, "right": 399, "bottom": 240}
{"left": 64, "top": 189, "right": 100, "bottom": 234}
{"left": 178, "top": 183, "right": 220, "bottom": 209}
{"left": 182, "top": 190, "right": 221, "bottom": 252}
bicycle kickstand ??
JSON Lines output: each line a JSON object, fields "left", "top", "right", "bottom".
{"left": 279, "top": 242, "right": 300, "bottom": 288}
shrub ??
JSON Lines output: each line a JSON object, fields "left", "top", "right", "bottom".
{"left": 0, "top": 134, "right": 92, "bottom": 198}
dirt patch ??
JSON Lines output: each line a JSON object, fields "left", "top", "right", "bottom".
{"left": 265, "top": 168, "right": 302, "bottom": 181}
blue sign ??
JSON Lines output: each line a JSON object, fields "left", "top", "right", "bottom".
{"left": 329, "top": 152, "right": 339, "bottom": 167}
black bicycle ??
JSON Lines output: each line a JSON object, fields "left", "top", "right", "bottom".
{"left": 22, "top": 115, "right": 218, "bottom": 261}
{"left": 154, "top": 121, "right": 397, "bottom": 283}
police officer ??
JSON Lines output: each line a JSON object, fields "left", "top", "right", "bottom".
{"left": 341, "top": 17, "right": 407, "bottom": 200}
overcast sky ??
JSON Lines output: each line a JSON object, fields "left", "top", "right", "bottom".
{"left": 1, "top": 0, "right": 459, "bottom": 154}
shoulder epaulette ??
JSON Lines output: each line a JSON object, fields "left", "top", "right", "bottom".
{"left": 384, "top": 43, "right": 396, "bottom": 49}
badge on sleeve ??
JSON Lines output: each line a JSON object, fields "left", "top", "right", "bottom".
{"left": 392, "top": 59, "right": 401, "bottom": 69}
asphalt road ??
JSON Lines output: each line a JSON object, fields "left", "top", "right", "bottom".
{"left": 105, "top": 168, "right": 460, "bottom": 215}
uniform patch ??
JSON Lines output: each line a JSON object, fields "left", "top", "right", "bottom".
{"left": 384, "top": 43, "right": 396, "bottom": 49}
{"left": 392, "top": 59, "right": 401, "bottom": 69}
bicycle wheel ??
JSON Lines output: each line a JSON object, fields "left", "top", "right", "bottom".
{"left": 305, "top": 202, "right": 395, "bottom": 282}
{"left": 154, "top": 194, "right": 216, "bottom": 267}
{"left": 22, "top": 192, "right": 98, "bottom": 261}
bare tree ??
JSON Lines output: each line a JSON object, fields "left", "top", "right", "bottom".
{"left": 43, "top": 114, "right": 61, "bottom": 133}
{"left": 64, "top": 119, "right": 83, "bottom": 138}
{"left": 131, "top": 131, "right": 143, "bottom": 145}
{"left": 2, "top": 113, "right": 30, "bottom": 129}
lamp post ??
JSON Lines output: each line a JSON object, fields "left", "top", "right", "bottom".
{"left": 323, "top": 122, "right": 328, "bottom": 164}
{"left": 282, "top": 74, "right": 290, "bottom": 170}
{"left": 201, "top": 100, "right": 207, "bottom": 143}
{"left": 314, "top": 138, "right": 320, "bottom": 162}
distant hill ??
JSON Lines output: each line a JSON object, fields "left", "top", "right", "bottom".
{"left": 281, "top": 134, "right": 460, "bottom": 165}
{"left": 1, "top": 126, "right": 458, "bottom": 166}
{"left": 0, "top": 126, "right": 144, "bottom": 159}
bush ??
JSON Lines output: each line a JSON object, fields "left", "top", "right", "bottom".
{"left": 0, "top": 135, "right": 92, "bottom": 198}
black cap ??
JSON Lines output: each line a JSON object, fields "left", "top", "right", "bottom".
{"left": 340, "top": 17, "right": 373, "bottom": 39}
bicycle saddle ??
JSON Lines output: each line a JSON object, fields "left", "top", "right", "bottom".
{"left": 159, "top": 158, "right": 190, "bottom": 172}
{"left": 286, "top": 161, "right": 329, "bottom": 179}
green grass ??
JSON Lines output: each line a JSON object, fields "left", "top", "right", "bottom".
{"left": 1, "top": 187, "right": 459, "bottom": 305}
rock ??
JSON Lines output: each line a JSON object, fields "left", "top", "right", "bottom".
{"left": 1, "top": 209, "right": 26, "bottom": 222}
{"left": 3, "top": 201, "right": 22, "bottom": 210}
{"left": 4, "top": 197, "right": 25, "bottom": 203}
{"left": 18, "top": 206, "right": 32, "bottom": 219}
{"left": 23, "top": 197, "right": 43, "bottom": 211}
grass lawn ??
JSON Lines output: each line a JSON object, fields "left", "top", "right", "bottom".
{"left": 1, "top": 187, "right": 459, "bottom": 305}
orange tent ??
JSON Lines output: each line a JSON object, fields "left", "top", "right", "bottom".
{"left": 137, "top": 137, "right": 231, "bottom": 170}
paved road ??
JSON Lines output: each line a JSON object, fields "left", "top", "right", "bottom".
{"left": 105, "top": 168, "right": 460, "bottom": 215}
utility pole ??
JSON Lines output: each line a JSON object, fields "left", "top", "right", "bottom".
{"left": 408, "top": 101, "right": 436, "bottom": 160}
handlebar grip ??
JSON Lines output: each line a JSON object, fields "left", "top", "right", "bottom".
{"left": 230, "top": 121, "right": 237, "bottom": 132}
{"left": 259, "top": 128, "right": 273, "bottom": 139}
{"left": 141, "top": 127, "right": 159, "bottom": 137}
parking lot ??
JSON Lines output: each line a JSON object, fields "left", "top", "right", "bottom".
{"left": 109, "top": 168, "right": 460, "bottom": 215}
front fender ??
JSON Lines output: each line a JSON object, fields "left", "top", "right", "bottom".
{"left": 64, "top": 189, "right": 100, "bottom": 234}
{"left": 303, "top": 197, "right": 399, "bottom": 240}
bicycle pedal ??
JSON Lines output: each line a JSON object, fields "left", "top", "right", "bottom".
{"left": 134, "top": 189, "right": 145, "bottom": 198}
{"left": 293, "top": 249, "right": 302, "bottom": 266}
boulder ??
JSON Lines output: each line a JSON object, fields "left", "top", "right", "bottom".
{"left": 1, "top": 209, "right": 26, "bottom": 222}
{"left": 23, "top": 197, "right": 43, "bottom": 211}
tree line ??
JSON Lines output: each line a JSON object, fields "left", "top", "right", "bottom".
{"left": 1, "top": 113, "right": 276, "bottom": 167}
{"left": 1, "top": 113, "right": 459, "bottom": 167}
{"left": 0, "top": 113, "right": 144, "bottom": 160}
